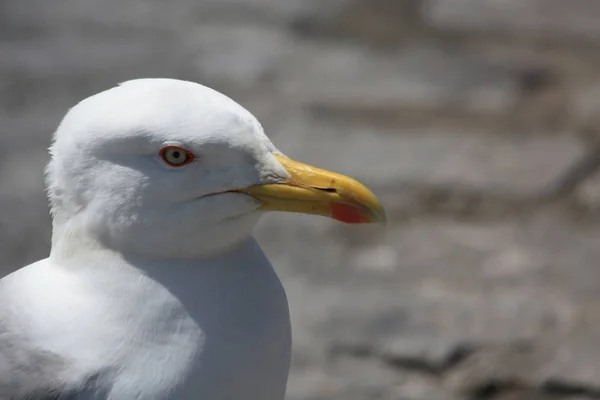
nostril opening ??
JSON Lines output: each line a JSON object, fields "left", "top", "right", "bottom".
{"left": 316, "top": 187, "right": 338, "bottom": 193}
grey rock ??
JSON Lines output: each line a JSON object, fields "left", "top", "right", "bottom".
{"left": 273, "top": 118, "right": 585, "bottom": 198}
{"left": 444, "top": 342, "right": 551, "bottom": 393}
{"left": 256, "top": 217, "right": 600, "bottom": 396}
{"left": 425, "top": 0, "right": 600, "bottom": 42}
{"left": 575, "top": 171, "right": 600, "bottom": 208}
{"left": 184, "top": 24, "right": 294, "bottom": 89}
{"left": 281, "top": 43, "right": 520, "bottom": 116}
{"left": 536, "top": 334, "right": 600, "bottom": 393}
{"left": 2, "top": 0, "right": 600, "bottom": 398}
{"left": 290, "top": 0, "right": 423, "bottom": 44}
{"left": 286, "top": 354, "right": 458, "bottom": 400}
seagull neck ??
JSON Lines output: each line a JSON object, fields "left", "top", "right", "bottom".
{"left": 49, "top": 210, "right": 255, "bottom": 262}
{"left": 122, "top": 237, "right": 271, "bottom": 303}
{"left": 50, "top": 218, "right": 107, "bottom": 261}
{"left": 50, "top": 216, "right": 263, "bottom": 271}
{"left": 124, "top": 237, "right": 263, "bottom": 270}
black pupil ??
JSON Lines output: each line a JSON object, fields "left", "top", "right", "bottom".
{"left": 172, "top": 151, "right": 181, "bottom": 159}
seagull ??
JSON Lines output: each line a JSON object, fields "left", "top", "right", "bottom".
{"left": 0, "top": 78, "right": 385, "bottom": 400}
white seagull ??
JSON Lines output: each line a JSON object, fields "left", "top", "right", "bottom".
{"left": 0, "top": 79, "right": 385, "bottom": 400}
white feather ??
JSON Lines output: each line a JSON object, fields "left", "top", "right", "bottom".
{"left": 0, "top": 79, "right": 292, "bottom": 399}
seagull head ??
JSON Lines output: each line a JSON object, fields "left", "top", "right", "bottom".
{"left": 46, "top": 79, "right": 385, "bottom": 259}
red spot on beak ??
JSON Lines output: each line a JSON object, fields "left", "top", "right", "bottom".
{"left": 331, "top": 203, "right": 372, "bottom": 224}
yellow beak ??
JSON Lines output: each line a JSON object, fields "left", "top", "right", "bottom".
{"left": 235, "top": 154, "right": 386, "bottom": 224}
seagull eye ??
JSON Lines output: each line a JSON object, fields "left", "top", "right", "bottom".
{"left": 160, "top": 146, "right": 195, "bottom": 167}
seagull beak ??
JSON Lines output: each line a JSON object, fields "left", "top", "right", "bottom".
{"left": 236, "top": 154, "right": 386, "bottom": 224}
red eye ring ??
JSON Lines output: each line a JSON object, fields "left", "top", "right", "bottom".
{"left": 159, "top": 146, "right": 196, "bottom": 167}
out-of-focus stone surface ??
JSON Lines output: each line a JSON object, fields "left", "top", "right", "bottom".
{"left": 281, "top": 44, "right": 521, "bottom": 115}
{"left": 576, "top": 171, "right": 600, "bottom": 209}
{"left": 3, "top": 0, "right": 600, "bottom": 399}
{"left": 256, "top": 217, "right": 600, "bottom": 398}
{"left": 274, "top": 119, "right": 584, "bottom": 197}
{"left": 425, "top": 0, "right": 600, "bottom": 42}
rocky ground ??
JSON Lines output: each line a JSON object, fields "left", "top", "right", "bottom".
{"left": 2, "top": 1, "right": 600, "bottom": 399}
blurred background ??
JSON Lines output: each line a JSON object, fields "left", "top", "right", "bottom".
{"left": 2, "top": 0, "right": 600, "bottom": 399}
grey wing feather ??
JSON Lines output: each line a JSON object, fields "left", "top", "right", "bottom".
{"left": 0, "top": 326, "right": 82, "bottom": 399}
{"left": 0, "top": 314, "right": 108, "bottom": 400}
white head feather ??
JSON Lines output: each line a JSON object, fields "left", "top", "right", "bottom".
{"left": 46, "top": 79, "right": 290, "bottom": 259}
